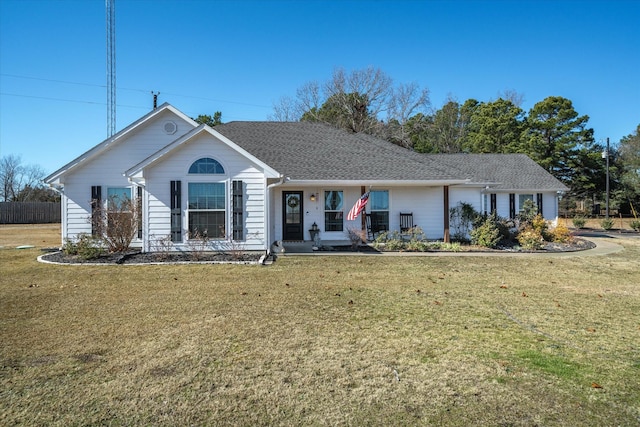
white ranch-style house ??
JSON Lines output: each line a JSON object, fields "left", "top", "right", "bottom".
{"left": 45, "top": 103, "right": 568, "bottom": 252}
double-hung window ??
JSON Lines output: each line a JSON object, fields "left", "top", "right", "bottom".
{"left": 370, "top": 190, "right": 389, "bottom": 231}
{"left": 106, "top": 187, "right": 133, "bottom": 234}
{"left": 187, "top": 158, "right": 226, "bottom": 239}
{"left": 324, "top": 190, "right": 343, "bottom": 231}
{"left": 518, "top": 194, "right": 534, "bottom": 214}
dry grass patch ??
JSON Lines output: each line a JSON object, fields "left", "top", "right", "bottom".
{"left": 1, "top": 227, "right": 639, "bottom": 426}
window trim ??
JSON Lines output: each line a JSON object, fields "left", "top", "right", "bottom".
{"left": 369, "top": 189, "right": 390, "bottom": 231}
{"left": 187, "top": 181, "right": 228, "bottom": 240}
{"left": 324, "top": 190, "right": 344, "bottom": 232}
{"left": 106, "top": 186, "right": 133, "bottom": 211}
{"left": 188, "top": 157, "right": 225, "bottom": 175}
{"left": 518, "top": 194, "right": 534, "bottom": 213}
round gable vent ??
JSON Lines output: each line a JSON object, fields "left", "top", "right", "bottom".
{"left": 163, "top": 121, "right": 177, "bottom": 135}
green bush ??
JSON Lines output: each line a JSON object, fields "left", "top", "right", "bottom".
{"left": 470, "top": 214, "right": 502, "bottom": 248}
{"left": 631, "top": 220, "right": 640, "bottom": 232}
{"left": 517, "top": 199, "right": 539, "bottom": 228}
{"left": 62, "top": 234, "right": 104, "bottom": 260}
{"left": 572, "top": 216, "right": 586, "bottom": 229}
{"left": 405, "top": 240, "right": 428, "bottom": 252}
{"left": 517, "top": 227, "right": 545, "bottom": 250}
{"left": 373, "top": 231, "right": 406, "bottom": 251}
{"left": 600, "top": 218, "right": 614, "bottom": 230}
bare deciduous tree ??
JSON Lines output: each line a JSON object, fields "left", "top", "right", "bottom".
{"left": 0, "top": 154, "right": 49, "bottom": 202}
{"left": 271, "top": 67, "right": 431, "bottom": 147}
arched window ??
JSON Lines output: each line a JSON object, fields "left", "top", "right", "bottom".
{"left": 188, "top": 158, "right": 225, "bottom": 174}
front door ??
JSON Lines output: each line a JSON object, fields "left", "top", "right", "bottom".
{"left": 283, "top": 191, "right": 304, "bottom": 241}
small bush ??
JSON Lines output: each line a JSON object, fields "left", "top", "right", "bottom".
{"left": 383, "top": 238, "right": 406, "bottom": 251}
{"left": 600, "top": 218, "right": 614, "bottom": 230}
{"left": 470, "top": 214, "right": 502, "bottom": 248}
{"left": 62, "top": 238, "right": 78, "bottom": 255}
{"left": 550, "top": 223, "right": 573, "bottom": 243}
{"left": 572, "top": 216, "right": 586, "bottom": 229}
{"left": 517, "top": 199, "right": 539, "bottom": 229}
{"left": 347, "top": 227, "right": 367, "bottom": 249}
{"left": 62, "top": 234, "right": 104, "bottom": 259}
{"left": 517, "top": 227, "right": 544, "bottom": 250}
{"left": 403, "top": 226, "right": 427, "bottom": 242}
{"left": 405, "top": 240, "right": 428, "bottom": 252}
{"left": 437, "top": 242, "right": 462, "bottom": 252}
{"left": 531, "top": 214, "right": 550, "bottom": 240}
{"left": 631, "top": 220, "right": 640, "bottom": 232}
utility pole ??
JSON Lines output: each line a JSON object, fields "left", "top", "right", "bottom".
{"left": 605, "top": 137, "right": 610, "bottom": 219}
{"left": 106, "top": 0, "right": 116, "bottom": 137}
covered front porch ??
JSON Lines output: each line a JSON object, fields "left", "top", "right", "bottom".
{"left": 269, "top": 183, "right": 467, "bottom": 246}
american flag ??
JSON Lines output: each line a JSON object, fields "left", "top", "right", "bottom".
{"left": 347, "top": 192, "right": 370, "bottom": 221}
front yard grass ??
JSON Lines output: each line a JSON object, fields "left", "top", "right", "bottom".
{"left": 1, "top": 225, "right": 639, "bottom": 426}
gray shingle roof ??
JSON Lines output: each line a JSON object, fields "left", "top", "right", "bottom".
{"left": 215, "top": 122, "right": 462, "bottom": 182}
{"left": 215, "top": 121, "right": 568, "bottom": 191}
{"left": 432, "top": 153, "right": 569, "bottom": 191}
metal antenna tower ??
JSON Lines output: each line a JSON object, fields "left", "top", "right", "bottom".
{"left": 106, "top": 0, "right": 116, "bottom": 137}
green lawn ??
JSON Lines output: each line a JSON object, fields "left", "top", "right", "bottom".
{"left": 1, "top": 225, "right": 639, "bottom": 426}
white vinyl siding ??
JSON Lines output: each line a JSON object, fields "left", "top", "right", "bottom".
{"left": 144, "top": 132, "right": 268, "bottom": 251}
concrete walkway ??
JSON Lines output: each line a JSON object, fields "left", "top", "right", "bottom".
{"left": 282, "top": 236, "right": 626, "bottom": 258}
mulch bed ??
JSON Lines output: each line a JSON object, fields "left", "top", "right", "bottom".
{"left": 40, "top": 250, "right": 263, "bottom": 265}
{"left": 39, "top": 237, "right": 596, "bottom": 265}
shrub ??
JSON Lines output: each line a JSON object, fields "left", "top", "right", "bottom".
{"left": 531, "top": 214, "right": 549, "bottom": 239}
{"left": 600, "top": 218, "right": 614, "bottom": 230}
{"left": 550, "top": 223, "right": 573, "bottom": 243}
{"left": 405, "top": 240, "right": 428, "bottom": 252}
{"left": 517, "top": 227, "right": 545, "bottom": 250}
{"left": 403, "top": 226, "right": 427, "bottom": 242}
{"left": 90, "top": 194, "right": 141, "bottom": 252}
{"left": 572, "top": 216, "right": 586, "bottom": 229}
{"left": 347, "top": 227, "right": 367, "bottom": 249}
{"left": 631, "top": 220, "right": 640, "bottom": 232}
{"left": 438, "top": 242, "right": 462, "bottom": 252}
{"left": 450, "top": 202, "right": 479, "bottom": 242}
{"left": 62, "top": 234, "right": 104, "bottom": 260}
{"left": 470, "top": 214, "right": 502, "bottom": 249}
{"left": 517, "top": 199, "right": 539, "bottom": 229}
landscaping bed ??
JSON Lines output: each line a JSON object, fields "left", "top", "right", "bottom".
{"left": 40, "top": 250, "right": 263, "bottom": 265}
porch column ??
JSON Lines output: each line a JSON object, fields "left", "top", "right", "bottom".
{"left": 360, "top": 185, "right": 367, "bottom": 231}
{"left": 443, "top": 185, "right": 450, "bottom": 243}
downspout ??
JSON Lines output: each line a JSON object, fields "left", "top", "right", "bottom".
{"left": 443, "top": 185, "right": 450, "bottom": 243}
{"left": 265, "top": 175, "right": 287, "bottom": 250}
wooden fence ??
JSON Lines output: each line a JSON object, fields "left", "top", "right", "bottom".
{"left": 0, "top": 202, "right": 61, "bottom": 224}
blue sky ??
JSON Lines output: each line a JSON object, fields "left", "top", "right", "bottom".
{"left": 1, "top": 0, "right": 638, "bottom": 175}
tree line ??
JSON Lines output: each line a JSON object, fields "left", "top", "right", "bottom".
{"left": 269, "top": 67, "right": 639, "bottom": 216}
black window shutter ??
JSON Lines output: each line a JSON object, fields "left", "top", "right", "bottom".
{"left": 536, "top": 193, "right": 543, "bottom": 215}
{"left": 91, "top": 185, "right": 102, "bottom": 236}
{"left": 509, "top": 194, "right": 516, "bottom": 219}
{"left": 490, "top": 194, "right": 497, "bottom": 214}
{"left": 170, "top": 181, "right": 182, "bottom": 243}
{"left": 137, "top": 186, "right": 143, "bottom": 239}
{"left": 232, "top": 180, "right": 244, "bottom": 240}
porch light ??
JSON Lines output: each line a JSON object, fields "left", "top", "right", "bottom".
{"left": 310, "top": 193, "right": 317, "bottom": 202}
